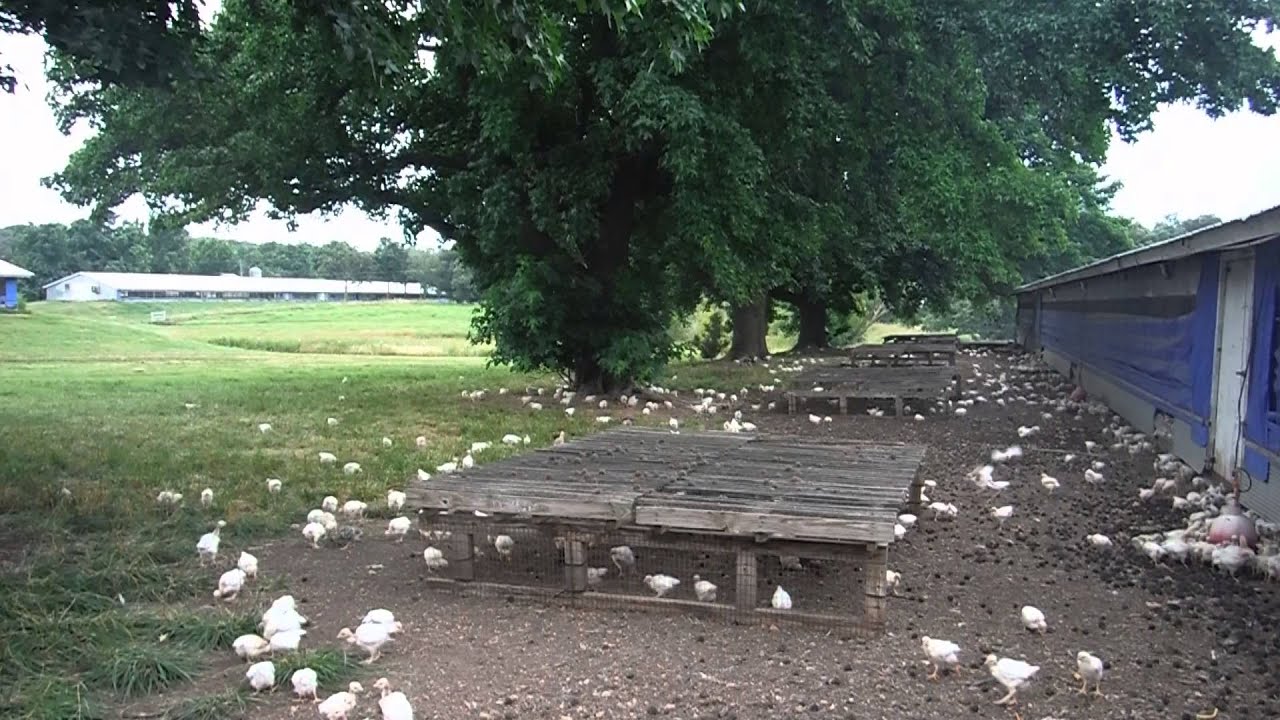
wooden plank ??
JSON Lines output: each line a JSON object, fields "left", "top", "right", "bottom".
{"left": 633, "top": 505, "right": 896, "bottom": 543}
{"left": 564, "top": 539, "right": 587, "bottom": 593}
{"left": 735, "top": 550, "right": 758, "bottom": 610}
{"left": 863, "top": 543, "right": 889, "bottom": 627}
{"left": 413, "top": 487, "right": 638, "bottom": 522}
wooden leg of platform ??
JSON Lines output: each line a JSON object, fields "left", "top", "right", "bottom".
{"left": 838, "top": 396, "right": 847, "bottom": 415}
{"left": 564, "top": 539, "right": 587, "bottom": 593}
{"left": 735, "top": 551, "right": 758, "bottom": 610}
{"left": 451, "top": 533, "right": 475, "bottom": 581}
{"left": 893, "top": 395, "right": 904, "bottom": 417}
{"left": 907, "top": 473, "right": 925, "bottom": 513}
{"left": 787, "top": 394, "right": 796, "bottom": 415}
{"left": 863, "top": 543, "right": 888, "bottom": 628}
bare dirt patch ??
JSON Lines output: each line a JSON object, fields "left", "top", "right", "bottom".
{"left": 200, "top": 352, "right": 1279, "bottom": 720}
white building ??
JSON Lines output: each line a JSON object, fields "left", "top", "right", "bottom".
{"left": 43, "top": 271, "right": 429, "bottom": 302}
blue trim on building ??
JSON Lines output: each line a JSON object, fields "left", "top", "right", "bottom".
{"left": 3, "top": 278, "right": 16, "bottom": 308}
{"left": 1038, "top": 259, "right": 1221, "bottom": 446}
{"left": 1243, "top": 238, "right": 1279, "bottom": 482}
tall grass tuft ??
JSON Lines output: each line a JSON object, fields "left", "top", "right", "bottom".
{"left": 273, "top": 648, "right": 360, "bottom": 689}
{"left": 84, "top": 643, "right": 198, "bottom": 697}
{"left": 164, "top": 689, "right": 258, "bottom": 720}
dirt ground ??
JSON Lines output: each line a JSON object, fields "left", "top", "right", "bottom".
{"left": 194, "top": 352, "right": 1280, "bottom": 720}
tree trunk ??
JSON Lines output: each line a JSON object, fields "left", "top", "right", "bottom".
{"left": 794, "top": 297, "right": 829, "bottom": 349}
{"left": 729, "top": 296, "right": 770, "bottom": 359}
{"left": 573, "top": 354, "right": 626, "bottom": 395}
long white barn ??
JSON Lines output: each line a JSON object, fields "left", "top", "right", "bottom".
{"left": 43, "top": 271, "right": 429, "bottom": 302}
{"left": 1015, "top": 203, "right": 1280, "bottom": 523}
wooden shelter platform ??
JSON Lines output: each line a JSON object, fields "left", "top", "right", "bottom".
{"left": 883, "top": 332, "right": 958, "bottom": 345}
{"left": 405, "top": 427, "right": 926, "bottom": 630}
{"left": 848, "top": 342, "right": 957, "bottom": 367}
{"left": 787, "top": 365, "right": 959, "bottom": 415}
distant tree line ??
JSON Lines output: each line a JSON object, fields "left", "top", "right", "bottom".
{"left": 0, "top": 220, "right": 477, "bottom": 301}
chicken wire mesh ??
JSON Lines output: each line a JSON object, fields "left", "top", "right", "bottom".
{"left": 416, "top": 512, "right": 873, "bottom": 628}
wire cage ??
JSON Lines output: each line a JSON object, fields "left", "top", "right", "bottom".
{"left": 416, "top": 511, "right": 880, "bottom": 631}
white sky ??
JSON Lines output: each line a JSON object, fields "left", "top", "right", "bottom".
{"left": 2, "top": 31, "right": 1279, "bottom": 252}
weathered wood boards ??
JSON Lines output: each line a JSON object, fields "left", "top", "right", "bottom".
{"left": 883, "top": 332, "right": 958, "bottom": 345}
{"left": 848, "top": 342, "right": 957, "bottom": 367}
{"left": 787, "top": 365, "right": 959, "bottom": 415}
{"left": 406, "top": 427, "right": 926, "bottom": 630}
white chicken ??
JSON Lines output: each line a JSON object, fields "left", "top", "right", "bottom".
{"left": 155, "top": 490, "right": 183, "bottom": 505}
{"left": 921, "top": 636, "right": 961, "bottom": 679}
{"left": 771, "top": 585, "right": 792, "bottom": 610}
{"left": 319, "top": 452, "right": 338, "bottom": 465}
{"left": 303, "top": 521, "right": 327, "bottom": 548}
{"left": 373, "top": 677, "right": 414, "bottom": 720}
{"left": 322, "top": 495, "right": 339, "bottom": 512}
{"left": 291, "top": 666, "right": 319, "bottom": 701}
{"left": 1084, "top": 468, "right": 1105, "bottom": 484}
{"left": 196, "top": 520, "right": 226, "bottom": 564}
{"left": 268, "top": 628, "right": 306, "bottom": 653}
{"left": 436, "top": 460, "right": 458, "bottom": 474}
{"left": 338, "top": 623, "right": 395, "bottom": 663}
{"left": 985, "top": 655, "right": 1039, "bottom": 706}
{"left": 692, "top": 575, "right": 718, "bottom": 602}
{"left": 415, "top": 435, "right": 428, "bottom": 448}
{"left": 808, "top": 414, "right": 822, "bottom": 425}
{"left": 245, "top": 660, "right": 275, "bottom": 692}
{"left": 1076, "top": 651, "right": 1105, "bottom": 696}
{"left": 386, "top": 489, "right": 406, "bottom": 512}
{"left": 213, "top": 568, "right": 246, "bottom": 601}
{"left": 502, "top": 433, "right": 522, "bottom": 445}
{"left": 991, "top": 505, "right": 1014, "bottom": 526}
{"left": 644, "top": 573, "right": 680, "bottom": 598}
{"left": 233, "top": 633, "right": 270, "bottom": 661}
{"left": 361, "top": 608, "right": 400, "bottom": 630}
{"left": 885, "top": 569, "right": 901, "bottom": 594}
{"left": 493, "top": 534, "right": 515, "bottom": 560}
{"left": 1086, "top": 533, "right": 1113, "bottom": 548}
{"left": 898, "top": 513, "right": 918, "bottom": 529}
{"left": 423, "top": 546, "right": 448, "bottom": 571}
{"left": 610, "top": 545, "right": 636, "bottom": 574}
{"left": 258, "top": 423, "right": 272, "bottom": 433}
{"left": 1020, "top": 605, "right": 1047, "bottom": 633}
{"left": 343, "top": 462, "right": 362, "bottom": 475}
{"left": 586, "top": 567, "right": 609, "bottom": 587}
{"left": 1039, "top": 473, "right": 1060, "bottom": 492}
{"left": 381, "top": 436, "right": 393, "bottom": 448}
{"left": 317, "top": 682, "right": 364, "bottom": 720}
{"left": 238, "top": 551, "right": 258, "bottom": 579}
{"left": 461, "top": 453, "right": 475, "bottom": 469}
{"left": 342, "top": 500, "right": 368, "bottom": 518}
{"left": 266, "top": 478, "right": 282, "bottom": 494}
{"left": 669, "top": 417, "right": 680, "bottom": 433}
{"left": 200, "top": 487, "right": 214, "bottom": 507}
{"left": 385, "top": 517, "right": 412, "bottom": 542}
{"left": 928, "top": 502, "right": 958, "bottom": 520}
{"left": 327, "top": 417, "right": 339, "bottom": 427}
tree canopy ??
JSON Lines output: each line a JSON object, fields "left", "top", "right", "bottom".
{"left": 39, "top": 0, "right": 1280, "bottom": 388}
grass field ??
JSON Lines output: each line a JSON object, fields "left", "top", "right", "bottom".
{"left": 0, "top": 300, "right": 914, "bottom": 719}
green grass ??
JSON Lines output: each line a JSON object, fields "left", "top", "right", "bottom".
{"left": 0, "top": 299, "right": 901, "bottom": 718}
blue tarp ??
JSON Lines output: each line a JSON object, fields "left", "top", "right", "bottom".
{"left": 1243, "top": 239, "right": 1279, "bottom": 482}
{"left": 1039, "top": 257, "right": 1219, "bottom": 446}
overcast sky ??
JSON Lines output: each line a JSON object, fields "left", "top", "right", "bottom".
{"left": 2, "top": 32, "right": 1279, "bottom": 253}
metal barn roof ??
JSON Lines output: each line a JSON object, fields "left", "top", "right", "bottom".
{"left": 42, "top": 271, "right": 425, "bottom": 296}
{"left": 0, "top": 259, "right": 34, "bottom": 279}
{"left": 1016, "top": 203, "right": 1280, "bottom": 294}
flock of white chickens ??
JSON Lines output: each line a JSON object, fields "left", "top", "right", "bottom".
{"left": 178, "top": 351, "right": 1280, "bottom": 718}
{"left": 907, "top": 351, "right": 1280, "bottom": 715}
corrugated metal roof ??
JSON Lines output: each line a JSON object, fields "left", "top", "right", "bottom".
{"left": 1016, "top": 203, "right": 1280, "bottom": 294}
{"left": 0, "top": 259, "right": 34, "bottom": 278}
{"left": 42, "top": 271, "right": 425, "bottom": 296}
